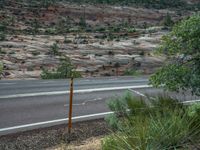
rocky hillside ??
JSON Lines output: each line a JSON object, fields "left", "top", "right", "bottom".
{"left": 0, "top": 0, "right": 198, "bottom": 79}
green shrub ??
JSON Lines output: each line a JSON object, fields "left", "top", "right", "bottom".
{"left": 0, "top": 61, "right": 3, "bottom": 76}
{"left": 124, "top": 69, "right": 141, "bottom": 76}
{"left": 79, "top": 17, "right": 87, "bottom": 28}
{"left": 41, "top": 57, "right": 81, "bottom": 79}
{"left": 102, "top": 93, "right": 200, "bottom": 149}
{"left": 162, "top": 13, "right": 174, "bottom": 27}
{"left": 125, "top": 27, "right": 136, "bottom": 33}
{"left": 45, "top": 28, "right": 57, "bottom": 35}
{"left": 150, "top": 14, "right": 200, "bottom": 95}
{"left": 31, "top": 19, "right": 40, "bottom": 35}
{"left": 0, "top": 32, "right": 6, "bottom": 41}
{"left": 50, "top": 42, "right": 60, "bottom": 56}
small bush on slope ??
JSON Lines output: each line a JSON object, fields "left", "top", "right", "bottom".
{"left": 102, "top": 93, "right": 200, "bottom": 150}
{"left": 0, "top": 61, "right": 3, "bottom": 79}
{"left": 41, "top": 57, "right": 81, "bottom": 79}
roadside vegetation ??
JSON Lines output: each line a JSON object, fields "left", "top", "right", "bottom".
{"left": 102, "top": 13, "right": 200, "bottom": 150}
{"left": 102, "top": 92, "right": 200, "bottom": 149}
{"left": 0, "top": 61, "right": 3, "bottom": 79}
{"left": 150, "top": 13, "right": 200, "bottom": 96}
{"left": 124, "top": 69, "right": 141, "bottom": 76}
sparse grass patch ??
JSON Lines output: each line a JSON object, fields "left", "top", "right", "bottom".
{"left": 50, "top": 42, "right": 60, "bottom": 56}
{"left": 0, "top": 61, "right": 3, "bottom": 79}
{"left": 162, "top": 13, "right": 174, "bottom": 28}
{"left": 0, "top": 22, "right": 6, "bottom": 41}
{"left": 124, "top": 69, "right": 142, "bottom": 76}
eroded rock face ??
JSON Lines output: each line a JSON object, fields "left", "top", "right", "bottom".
{"left": 0, "top": 2, "right": 193, "bottom": 79}
{"left": 0, "top": 30, "right": 166, "bottom": 79}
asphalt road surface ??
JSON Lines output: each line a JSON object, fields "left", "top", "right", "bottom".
{"left": 0, "top": 76, "right": 199, "bottom": 135}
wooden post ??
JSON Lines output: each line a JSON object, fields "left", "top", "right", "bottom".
{"left": 68, "top": 77, "right": 74, "bottom": 142}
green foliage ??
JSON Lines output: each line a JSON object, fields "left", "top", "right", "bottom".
{"left": 124, "top": 69, "right": 141, "bottom": 76}
{"left": 41, "top": 57, "right": 81, "bottom": 79}
{"left": 0, "top": 23, "right": 6, "bottom": 32}
{"left": 50, "top": 42, "right": 60, "bottom": 56}
{"left": 125, "top": 27, "right": 136, "bottom": 33}
{"left": 0, "top": 23, "right": 6, "bottom": 41}
{"left": 0, "top": 61, "right": 3, "bottom": 76}
{"left": 0, "top": 0, "right": 6, "bottom": 8}
{"left": 102, "top": 93, "right": 200, "bottom": 149}
{"left": 32, "top": 19, "right": 40, "bottom": 35}
{"left": 79, "top": 17, "right": 87, "bottom": 28}
{"left": 187, "top": 103, "right": 200, "bottom": 118}
{"left": 162, "top": 13, "right": 174, "bottom": 27}
{"left": 150, "top": 14, "right": 200, "bottom": 95}
{"left": 45, "top": 28, "right": 57, "bottom": 35}
{"left": 0, "top": 32, "right": 6, "bottom": 41}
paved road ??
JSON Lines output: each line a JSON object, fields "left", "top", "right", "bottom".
{"left": 0, "top": 76, "right": 148, "bottom": 96}
{"left": 0, "top": 76, "right": 199, "bottom": 135}
{"left": 0, "top": 76, "right": 150, "bottom": 135}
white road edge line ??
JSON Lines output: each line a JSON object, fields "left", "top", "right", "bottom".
{"left": 0, "top": 111, "right": 114, "bottom": 133}
{"left": 129, "top": 89, "right": 200, "bottom": 104}
{"left": 128, "top": 89, "right": 146, "bottom": 97}
{"left": 1, "top": 99, "right": 200, "bottom": 133}
{"left": 183, "top": 99, "right": 200, "bottom": 104}
{"left": 0, "top": 85, "right": 152, "bottom": 99}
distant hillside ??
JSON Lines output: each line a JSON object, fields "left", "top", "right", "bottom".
{"left": 1, "top": 0, "right": 200, "bottom": 9}
{"left": 0, "top": 0, "right": 198, "bottom": 79}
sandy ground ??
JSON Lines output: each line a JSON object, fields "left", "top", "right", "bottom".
{"left": 49, "top": 136, "right": 102, "bottom": 150}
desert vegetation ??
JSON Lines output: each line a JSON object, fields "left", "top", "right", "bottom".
{"left": 102, "top": 93, "right": 200, "bottom": 149}
{"left": 150, "top": 14, "right": 200, "bottom": 96}
{"left": 0, "top": 61, "right": 3, "bottom": 79}
{"left": 102, "top": 13, "right": 200, "bottom": 150}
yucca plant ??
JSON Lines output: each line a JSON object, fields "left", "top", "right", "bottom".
{"left": 102, "top": 92, "right": 200, "bottom": 150}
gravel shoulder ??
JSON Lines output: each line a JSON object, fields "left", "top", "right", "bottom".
{"left": 0, "top": 119, "right": 109, "bottom": 150}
